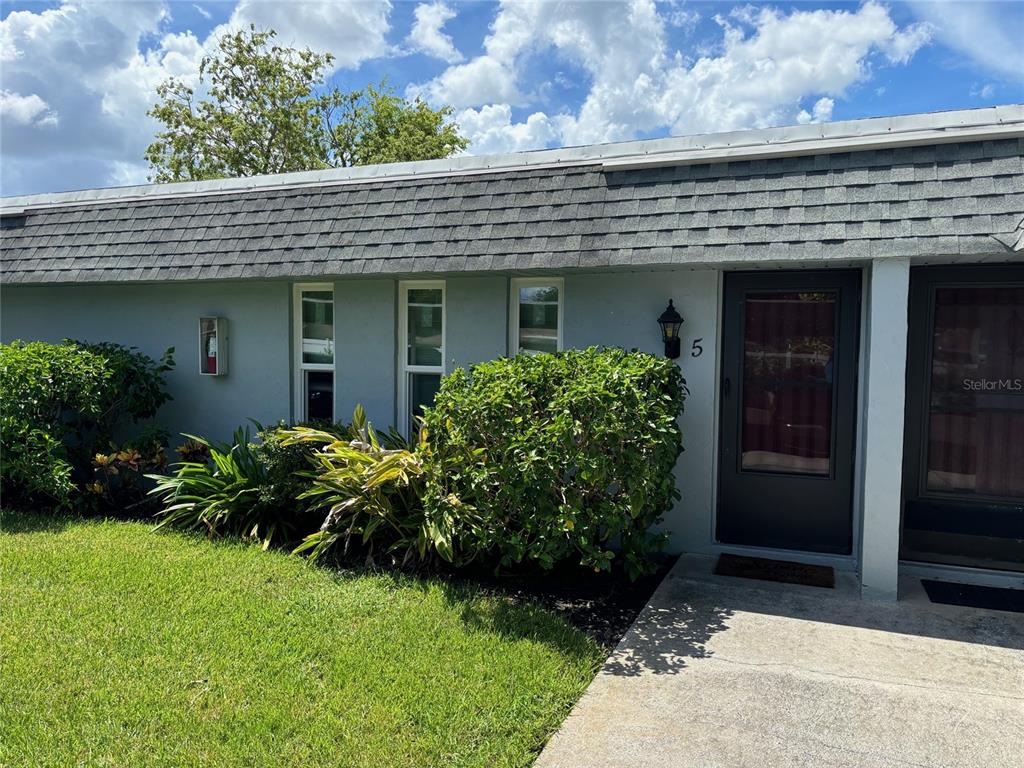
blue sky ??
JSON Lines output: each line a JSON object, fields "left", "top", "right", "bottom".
{"left": 1, "top": 1, "right": 1021, "bottom": 196}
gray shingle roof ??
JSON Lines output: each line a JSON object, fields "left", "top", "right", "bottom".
{"left": 2, "top": 138, "right": 1022, "bottom": 284}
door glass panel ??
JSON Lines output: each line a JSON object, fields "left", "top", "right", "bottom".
{"left": 407, "top": 288, "right": 443, "bottom": 366}
{"left": 517, "top": 285, "right": 559, "bottom": 354}
{"left": 301, "top": 290, "right": 334, "bottom": 364}
{"left": 925, "top": 286, "right": 1024, "bottom": 498}
{"left": 741, "top": 291, "right": 836, "bottom": 475}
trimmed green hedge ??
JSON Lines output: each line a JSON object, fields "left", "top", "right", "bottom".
{"left": 0, "top": 340, "right": 173, "bottom": 510}
{"left": 422, "top": 347, "right": 686, "bottom": 578}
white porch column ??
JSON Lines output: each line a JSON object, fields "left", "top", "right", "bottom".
{"left": 859, "top": 257, "right": 911, "bottom": 600}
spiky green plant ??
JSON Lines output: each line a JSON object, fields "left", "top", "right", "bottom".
{"left": 148, "top": 427, "right": 288, "bottom": 548}
{"left": 283, "top": 406, "right": 476, "bottom": 565}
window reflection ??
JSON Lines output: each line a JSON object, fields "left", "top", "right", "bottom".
{"left": 518, "top": 285, "right": 559, "bottom": 354}
{"left": 301, "top": 290, "right": 334, "bottom": 365}
{"left": 741, "top": 292, "right": 836, "bottom": 475}
{"left": 407, "top": 288, "right": 443, "bottom": 366}
{"left": 926, "top": 286, "right": 1024, "bottom": 498}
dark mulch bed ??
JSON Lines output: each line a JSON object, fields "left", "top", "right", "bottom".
{"left": 453, "top": 555, "right": 676, "bottom": 651}
{"left": 29, "top": 509, "right": 674, "bottom": 651}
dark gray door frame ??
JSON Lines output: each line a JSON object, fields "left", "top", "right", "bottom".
{"left": 717, "top": 269, "right": 862, "bottom": 555}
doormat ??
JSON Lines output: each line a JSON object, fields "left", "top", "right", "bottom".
{"left": 713, "top": 553, "right": 835, "bottom": 589}
{"left": 921, "top": 580, "right": 1024, "bottom": 613}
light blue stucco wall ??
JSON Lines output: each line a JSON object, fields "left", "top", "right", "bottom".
{"left": 0, "top": 281, "right": 292, "bottom": 442}
{"left": 1, "top": 269, "right": 720, "bottom": 554}
{"left": 333, "top": 279, "right": 396, "bottom": 429}
{"left": 446, "top": 276, "right": 509, "bottom": 369}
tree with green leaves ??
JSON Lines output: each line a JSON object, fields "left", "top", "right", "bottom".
{"left": 145, "top": 26, "right": 468, "bottom": 182}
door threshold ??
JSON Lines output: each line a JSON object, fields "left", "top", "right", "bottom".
{"left": 714, "top": 543, "right": 857, "bottom": 571}
{"left": 899, "top": 561, "right": 1024, "bottom": 591}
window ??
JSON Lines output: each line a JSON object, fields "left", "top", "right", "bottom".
{"left": 293, "top": 284, "right": 334, "bottom": 422}
{"left": 398, "top": 281, "right": 445, "bottom": 435}
{"left": 510, "top": 278, "right": 563, "bottom": 355}
{"left": 924, "top": 284, "right": 1024, "bottom": 499}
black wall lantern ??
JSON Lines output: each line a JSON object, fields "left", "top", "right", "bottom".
{"left": 657, "top": 300, "right": 683, "bottom": 359}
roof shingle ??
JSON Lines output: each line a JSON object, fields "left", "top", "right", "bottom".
{"left": 2, "top": 138, "right": 1022, "bottom": 284}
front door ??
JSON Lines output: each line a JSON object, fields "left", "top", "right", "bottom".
{"left": 718, "top": 270, "right": 861, "bottom": 554}
{"left": 900, "top": 264, "right": 1024, "bottom": 572}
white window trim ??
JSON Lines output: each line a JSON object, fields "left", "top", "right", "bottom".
{"left": 509, "top": 277, "right": 564, "bottom": 356}
{"left": 397, "top": 280, "right": 446, "bottom": 435}
{"left": 293, "top": 282, "right": 335, "bottom": 422}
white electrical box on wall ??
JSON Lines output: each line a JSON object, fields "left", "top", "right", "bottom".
{"left": 199, "top": 317, "right": 227, "bottom": 376}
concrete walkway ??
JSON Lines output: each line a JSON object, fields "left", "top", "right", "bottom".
{"left": 537, "top": 556, "right": 1024, "bottom": 768}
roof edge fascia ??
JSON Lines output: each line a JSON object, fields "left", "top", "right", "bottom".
{"left": 601, "top": 121, "right": 1024, "bottom": 171}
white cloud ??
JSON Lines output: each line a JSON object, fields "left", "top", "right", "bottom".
{"left": 407, "top": 2, "right": 463, "bottom": 63}
{"left": 797, "top": 97, "right": 834, "bottom": 124}
{"left": 909, "top": 0, "right": 1024, "bottom": 81}
{"left": 455, "top": 104, "right": 557, "bottom": 154}
{"left": 0, "top": 90, "right": 58, "bottom": 127}
{"left": 882, "top": 19, "right": 933, "bottom": 65}
{"left": 193, "top": 4, "right": 212, "bottom": 21}
{"left": 419, "top": 0, "right": 932, "bottom": 154}
{"left": 0, "top": 0, "right": 394, "bottom": 194}
{"left": 109, "top": 160, "right": 151, "bottom": 187}
{"left": 415, "top": 55, "right": 523, "bottom": 107}
{"left": 0, "top": 0, "right": 173, "bottom": 196}
{"left": 971, "top": 83, "right": 996, "bottom": 100}
{"left": 663, "top": 1, "right": 700, "bottom": 33}
{"left": 658, "top": 2, "right": 932, "bottom": 135}
{"left": 225, "top": 0, "right": 393, "bottom": 71}
{"left": 100, "top": 30, "right": 205, "bottom": 124}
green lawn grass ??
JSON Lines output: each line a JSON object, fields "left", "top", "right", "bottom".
{"left": 0, "top": 513, "right": 603, "bottom": 767}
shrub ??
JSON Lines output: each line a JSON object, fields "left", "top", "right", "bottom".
{"left": 0, "top": 340, "right": 174, "bottom": 511}
{"left": 88, "top": 432, "right": 169, "bottom": 512}
{"left": 252, "top": 421, "right": 334, "bottom": 514}
{"left": 422, "top": 347, "right": 685, "bottom": 579}
{"left": 1, "top": 341, "right": 111, "bottom": 508}
{"left": 2, "top": 423, "right": 77, "bottom": 509}
{"left": 72, "top": 340, "right": 174, "bottom": 436}
{"left": 281, "top": 406, "right": 451, "bottom": 565}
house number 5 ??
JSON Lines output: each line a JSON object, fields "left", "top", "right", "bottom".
{"left": 691, "top": 338, "right": 703, "bottom": 357}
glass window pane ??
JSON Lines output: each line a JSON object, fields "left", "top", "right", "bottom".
{"left": 518, "top": 285, "right": 559, "bottom": 355}
{"left": 925, "top": 286, "right": 1024, "bottom": 498}
{"left": 301, "top": 290, "right": 334, "bottom": 365}
{"left": 741, "top": 291, "right": 836, "bottom": 475}
{"left": 305, "top": 370, "right": 333, "bottom": 423}
{"left": 409, "top": 373, "right": 441, "bottom": 432}
{"left": 407, "top": 288, "right": 443, "bottom": 366}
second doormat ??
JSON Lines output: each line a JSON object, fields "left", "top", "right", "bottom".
{"left": 714, "top": 553, "right": 835, "bottom": 589}
{"left": 921, "top": 580, "right": 1024, "bottom": 613}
